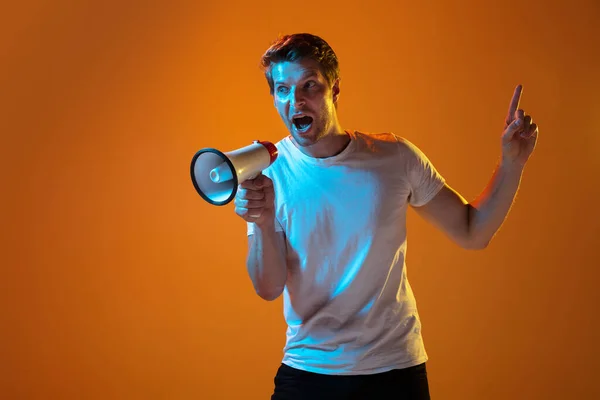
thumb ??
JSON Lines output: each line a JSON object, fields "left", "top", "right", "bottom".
{"left": 253, "top": 172, "right": 267, "bottom": 188}
{"left": 502, "top": 118, "right": 522, "bottom": 145}
{"left": 260, "top": 174, "right": 273, "bottom": 188}
{"left": 252, "top": 172, "right": 273, "bottom": 189}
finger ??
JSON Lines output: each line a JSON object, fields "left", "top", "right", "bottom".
{"left": 240, "top": 179, "right": 262, "bottom": 190}
{"left": 236, "top": 187, "right": 265, "bottom": 200}
{"left": 514, "top": 109, "right": 525, "bottom": 124}
{"left": 502, "top": 118, "right": 522, "bottom": 144}
{"left": 251, "top": 174, "right": 266, "bottom": 189}
{"left": 521, "top": 123, "right": 537, "bottom": 139}
{"left": 234, "top": 207, "right": 263, "bottom": 220}
{"left": 520, "top": 115, "right": 532, "bottom": 137}
{"left": 235, "top": 199, "right": 266, "bottom": 209}
{"left": 247, "top": 210, "right": 263, "bottom": 219}
{"left": 239, "top": 174, "right": 273, "bottom": 190}
{"left": 524, "top": 126, "right": 539, "bottom": 153}
{"left": 254, "top": 174, "right": 273, "bottom": 189}
{"left": 505, "top": 84, "right": 523, "bottom": 126}
{"left": 263, "top": 187, "right": 275, "bottom": 205}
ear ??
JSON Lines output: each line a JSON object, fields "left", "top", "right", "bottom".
{"left": 332, "top": 79, "right": 341, "bottom": 103}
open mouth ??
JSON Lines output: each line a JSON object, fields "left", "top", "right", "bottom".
{"left": 292, "top": 115, "right": 313, "bottom": 133}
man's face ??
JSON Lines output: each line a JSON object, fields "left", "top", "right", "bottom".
{"left": 271, "top": 58, "right": 339, "bottom": 148}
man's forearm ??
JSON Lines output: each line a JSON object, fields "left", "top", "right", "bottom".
{"left": 247, "top": 224, "right": 287, "bottom": 301}
{"left": 468, "top": 160, "right": 524, "bottom": 248}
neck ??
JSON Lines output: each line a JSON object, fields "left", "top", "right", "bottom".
{"left": 298, "top": 120, "right": 350, "bottom": 159}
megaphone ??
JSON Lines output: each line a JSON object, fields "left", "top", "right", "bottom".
{"left": 190, "top": 140, "right": 278, "bottom": 205}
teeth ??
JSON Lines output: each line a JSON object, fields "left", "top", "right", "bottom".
{"left": 292, "top": 115, "right": 312, "bottom": 132}
{"left": 295, "top": 122, "right": 311, "bottom": 132}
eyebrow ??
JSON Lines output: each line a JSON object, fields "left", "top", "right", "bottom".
{"left": 274, "top": 70, "right": 319, "bottom": 85}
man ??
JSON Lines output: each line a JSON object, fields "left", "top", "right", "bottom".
{"left": 233, "top": 33, "right": 538, "bottom": 400}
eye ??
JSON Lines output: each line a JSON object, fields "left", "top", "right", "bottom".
{"left": 276, "top": 86, "right": 289, "bottom": 95}
{"left": 305, "top": 80, "right": 317, "bottom": 89}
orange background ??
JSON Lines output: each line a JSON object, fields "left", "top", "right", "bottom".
{"left": 2, "top": 0, "right": 599, "bottom": 399}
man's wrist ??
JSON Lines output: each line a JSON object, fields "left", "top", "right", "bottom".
{"left": 500, "top": 157, "right": 525, "bottom": 178}
{"left": 254, "top": 219, "right": 276, "bottom": 233}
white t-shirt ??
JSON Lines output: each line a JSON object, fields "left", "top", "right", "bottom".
{"left": 247, "top": 130, "right": 445, "bottom": 375}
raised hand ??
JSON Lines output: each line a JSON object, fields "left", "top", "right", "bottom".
{"left": 501, "top": 85, "right": 539, "bottom": 167}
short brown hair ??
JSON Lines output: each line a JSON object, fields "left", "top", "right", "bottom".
{"left": 260, "top": 33, "right": 340, "bottom": 95}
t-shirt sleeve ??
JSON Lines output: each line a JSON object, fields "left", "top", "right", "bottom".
{"left": 247, "top": 218, "right": 284, "bottom": 236}
{"left": 401, "top": 138, "right": 446, "bottom": 207}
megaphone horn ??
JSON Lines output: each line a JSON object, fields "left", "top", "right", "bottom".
{"left": 190, "top": 140, "right": 278, "bottom": 206}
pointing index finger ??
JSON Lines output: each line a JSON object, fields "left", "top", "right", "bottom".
{"left": 506, "top": 84, "right": 523, "bottom": 126}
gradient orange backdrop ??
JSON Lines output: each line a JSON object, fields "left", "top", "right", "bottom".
{"left": 2, "top": 0, "right": 599, "bottom": 399}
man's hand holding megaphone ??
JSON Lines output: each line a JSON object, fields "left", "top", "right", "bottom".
{"left": 234, "top": 173, "right": 275, "bottom": 227}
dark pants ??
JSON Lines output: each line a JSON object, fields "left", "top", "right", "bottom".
{"left": 271, "top": 362, "right": 431, "bottom": 400}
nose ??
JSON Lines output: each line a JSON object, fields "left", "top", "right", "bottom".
{"left": 290, "top": 88, "right": 306, "bottom": 108}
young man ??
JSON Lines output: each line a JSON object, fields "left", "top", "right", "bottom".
{"left": 233, "top": 33, "right": 538, "bottom": 400}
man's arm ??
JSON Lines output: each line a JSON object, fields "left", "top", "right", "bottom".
{"left": 412, "top": 162, "right": 523, "bottom": 250}
{"left": 412, "top": 84, "right": 538, "bottom": 250}
{"left": 246, "top": 227, "right": 287, "bottom": 301}
{"left": 235, "top": 173, "right": 288, "bottom": 301}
